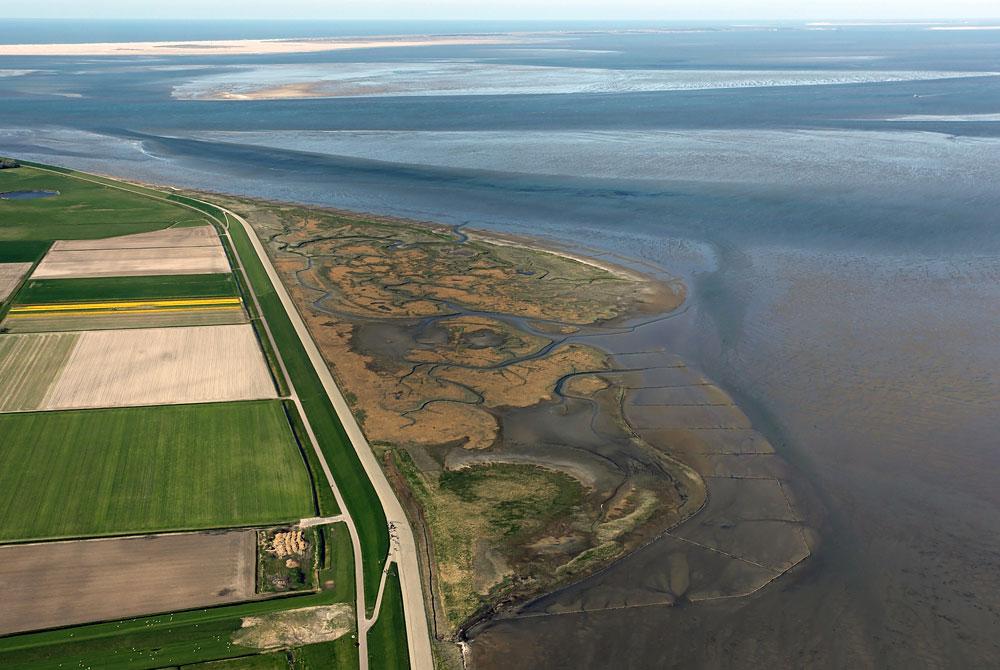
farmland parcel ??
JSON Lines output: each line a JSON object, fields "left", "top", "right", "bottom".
{"left": 0, "top": 530, "right": 257, "bottom": 635}
{"left": 0, "top": 323, "right": 275, "bottom": 411}
{"left": 32, "top": 245, "right": 229, "bottom": 278}
{"left": 0, "top": 400, "right": 316, "bottom": 541}
{"left": 0, "top": 262, "right": 31, "bottom": 302}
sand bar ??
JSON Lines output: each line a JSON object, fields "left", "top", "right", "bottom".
{"left": 1, "top": 35, "right": 534, "bottom": 57}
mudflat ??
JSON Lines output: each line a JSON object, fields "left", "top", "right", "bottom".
{"left": 0, "top": 530, "right": 256, "bottom": 635}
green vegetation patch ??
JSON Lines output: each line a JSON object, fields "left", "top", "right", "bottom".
{"left": 0, "top": 240, "right": 49, "bottom": 263}
{"left": 0, "top": 400, "right": 316, "bottom": 541}
{"left": 14, "top": 273, "right": 238, "bottom": 304}
{"left": 366, "top": 563, "right": 410, "bottom": 670}
{"left": 0, "top": 166, "right": 210, "bottom": 242}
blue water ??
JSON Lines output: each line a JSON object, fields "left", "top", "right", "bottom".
{"left": 2, "top": 21, "right": 998, "bottom": 668}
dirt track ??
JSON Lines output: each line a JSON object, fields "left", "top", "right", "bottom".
{"left": 0, "top": 530, "right": 256, "bottom": 635}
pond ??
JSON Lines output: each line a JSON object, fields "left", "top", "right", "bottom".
{"left": 0, "top": 190, "right": 60, "bottom": 200}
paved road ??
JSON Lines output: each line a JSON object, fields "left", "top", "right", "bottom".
{"left": 40, "top": 166, "right": 434, "bottom": 670}
{"left": 220, "top": 205, "right": 435, "bottom": 670}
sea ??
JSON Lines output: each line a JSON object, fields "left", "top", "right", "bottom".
{"left": 1, "top": 19, "right": 999, "bottom": 668}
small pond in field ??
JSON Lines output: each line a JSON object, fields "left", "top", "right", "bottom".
{"left": 0, "top": 190, "right": 59, "bottom": 200}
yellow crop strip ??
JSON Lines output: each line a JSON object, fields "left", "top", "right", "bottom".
{"left": 10, "top": 297, "right": 242, "bottom": 314}
{"left": 6, "top": 305, "right": 244, "bottom": 319}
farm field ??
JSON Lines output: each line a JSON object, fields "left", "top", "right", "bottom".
{"left": 2, "top": 296, "right": 248, "bottom": 333}
{"left": 0, "top": 521, "right": 358, "bottom": 670}
{"left": 50, "top": 225, "right": 220, "bottom": 250}
{"left": 0, "top": 262, "right": 31, "bottom": 302}
{"left": 0, "top": 323, "right": 276, "bottom": 411}
{"left": 32, "top": 245, "right": 229, "bottom": 278}
{"left": 0, "top": 164, "right": 394, "bottom": 669}
{"left": 0, "top": 165, "right": 211, "bottom": 241}
{"left": 0, "top": 530, "right": 257, "bottom": 635}
{"left": 14, "top": 273, "right": 238, "bottom": 304}
{"left": 0, "top": 331, "right": 78, "bottom": 412}
{"left": 0, "top": 400, "right": 316, "bottom": 541}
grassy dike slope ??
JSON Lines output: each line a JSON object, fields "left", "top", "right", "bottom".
{"left": 171, "top": 191, "right": 391, "bottom": 609}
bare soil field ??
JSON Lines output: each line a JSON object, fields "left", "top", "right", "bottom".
{"left": 0, "top": 332, "right": 78, "bottom": 412}
{"left": 41, "top": 324, "right": 276, "bottom": 409}
{"left": 0, "top": 530, "right": 256, "bottom": 635}
{"left": 0, "top": 263, "right": 31, "bottom": 301}
{"left": 50, "top": 225, "right": 220, "bottom": 251}
{"left": 32, "top": 246, "right": 229, "bottom": 279}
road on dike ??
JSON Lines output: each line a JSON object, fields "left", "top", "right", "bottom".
{"left": 217, "top": 204, "right": 434, "bottom": 670}
{"left": 28, "top": 165, "right": 434, "bottom": 670}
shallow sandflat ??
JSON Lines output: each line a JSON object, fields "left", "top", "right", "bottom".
{"left": 0, "top": 263, "right": 32, "bottom": 302}
{"left": 32, "top": 246, "right": 229, "bottom": 279}
{"left": 0, "top": 530, "right": 256, "bottom": 635}
{"left": 42, "top": 324, "right": 275, "bottom": 409}
{"left": 50, "top": 225, "right": 220, "bottom": 251}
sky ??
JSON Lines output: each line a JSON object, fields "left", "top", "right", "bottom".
{"left": 2, "top": 0, "right": 999, "bottom": 21}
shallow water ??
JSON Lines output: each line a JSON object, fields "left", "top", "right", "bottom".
{"left": 1, "top": 21, "right": 998, "bottom": 668}
{"left": 0, "top": 190, "right": 59, "bottom": 200}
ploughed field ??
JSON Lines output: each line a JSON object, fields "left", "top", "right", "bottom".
{"left": 0, "top": 530, "right": 257, "bottom": 635}
{"left": 0, "top": 164, "right": 358, "bottom": 664}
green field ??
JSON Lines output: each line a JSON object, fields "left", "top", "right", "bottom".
{"left": 0, "top": 240, "right": 49, "bottom": 263}
{"left": 14, "top": 273, "right": 238, "bottom": 304}
{"left": 0, "top": 165, "right": 210, "bottom": 242}
{"left": 367, "top": 564, "right": 410, "bottom": 670}
{"left": 0, "top": 400, "right": 316, "bottom": 541}
{"left": 0, "top": 163, "right": 399, "bottom": 668}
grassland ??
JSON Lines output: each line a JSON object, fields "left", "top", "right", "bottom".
{"left": 367, "top": 564, "right": 410, "bottom": 670}
{"left": 14, "top": 273, "right": 238, "bottom": 304}
{"left": 186, "top": 196, "right": 389, "bottom": 608}
{"left": 0, "top": 163, "right": 394, "bottom": 667}
{"left": 0, "top": 166, "right": 210, "bottom": 241}
{"left": 0, "top": 400, "right": 316, "bottom": 541}
{"left": 392, "top": 452, "right": 586, "bottom": 628}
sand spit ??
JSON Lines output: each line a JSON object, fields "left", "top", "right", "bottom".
{"left": 39, "top": 324, "right": 275, "bottom": 410}
{"left": 1, "top": 35, "right": 535, "bottom": 57}
{"left": 0, "top": 530, "right": 256, "bottom": 635}
{"left": 0, "top": 262, "right": 31, "bottom": 301}
{"left": 32, "top": 245, "right": 228, "bottom": 278}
